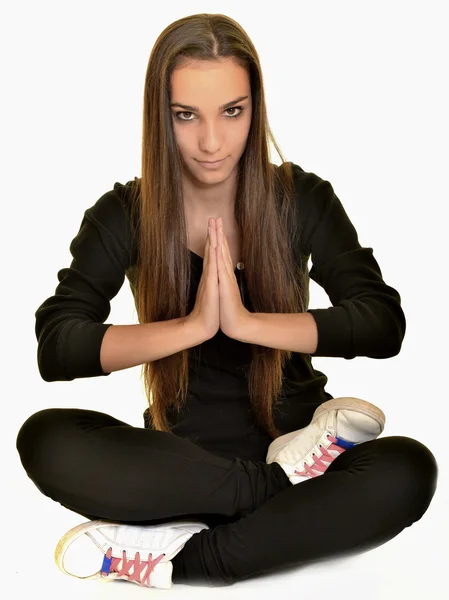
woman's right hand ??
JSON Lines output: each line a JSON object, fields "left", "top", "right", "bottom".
{"left": 187, "top": 218, "right": 220, "bottom": 340}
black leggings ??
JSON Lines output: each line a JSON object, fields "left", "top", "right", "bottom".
{"left": 16, "top": 408, "right": 438, "bottom": 587}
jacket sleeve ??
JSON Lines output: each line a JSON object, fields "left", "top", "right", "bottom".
{"left": 291, "top": 163, "right": 406, "bottom": 359}
{"left": 35, "top": 183, "right": 133, "bottom": 381}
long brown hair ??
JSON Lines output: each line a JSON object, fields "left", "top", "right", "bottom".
{"left": 128, "top": 13, "right": 308, "bottom": 440}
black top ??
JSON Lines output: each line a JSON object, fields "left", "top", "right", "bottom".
{"left": 34, "top": 163, "right": 405, "bottom": 461}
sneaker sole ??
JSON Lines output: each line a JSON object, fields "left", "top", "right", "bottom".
{"left": 54, "top": 519, "right": 208, "bottom": 580}
{"left": 267, "top": 396, "right": 386, "bottom": 463}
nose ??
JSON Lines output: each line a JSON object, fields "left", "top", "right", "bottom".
{"left": 199, "top": 120, "right": 223, "bottom": 154}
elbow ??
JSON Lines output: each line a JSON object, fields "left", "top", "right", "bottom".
{"left": 37, "top": 359, "right": 52, "bottom": 381}
{"left": 37, "top": 370, "right": 64, "bottom": 383}
{"left": 37, "top": 365, "right": 70, "bottom": 383}
{"left": 35, "top": 316, "right": 71, "bottom": 381}
{"left": 37, "top": 344, "right": 71, "bottom": 382}
{"left": 36, "top": 320, "right": 75, "bottom": 381}
{"left": 385, "top": 334, "right": 403, "bottom": 358}
{"left": 36, "top": 319, "right": 113, "bottom": 381}
{"left": 370, "top": 309, "right": 406, "bottom": 358}
{"left": 388, "top": 325, "right": 406, "bottom": 357}
{"left": 347, "top": 298, "right": 406, "bottom": 359}
{"left": 386, "top": 303, "right": 406, "bottom": 357}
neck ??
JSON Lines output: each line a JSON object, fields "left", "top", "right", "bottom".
{"left": 182, "top": 164, "right": 238, "bottom": 219}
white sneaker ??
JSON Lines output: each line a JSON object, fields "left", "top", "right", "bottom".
{"left": 266, "top": 397, "right": 386, "bottom": 485}
{"left": 54, "top": 519, "right": 210, "bottom": 589}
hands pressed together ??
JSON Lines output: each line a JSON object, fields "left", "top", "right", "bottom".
{"left": 189, "top": 217, "right": 251, "bottom": 340}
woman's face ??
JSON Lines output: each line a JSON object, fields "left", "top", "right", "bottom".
{"left": 170, "top": 58, "right": 252, "bottom": 185}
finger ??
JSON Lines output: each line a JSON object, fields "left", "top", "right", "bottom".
{"left": 213, "top": 220, "right": 224, "bottom": 277}
{"left": 216, "top": 236, "right": 229, "bottom": 283}
{"left": 220, "top": 224, "right": 233, "bottom": 270}
{"left": 222, "top": 230, "right": 232, "bottom": 269}
{"left": 211, "top": 219, "right": 220, "bottom": 253}
{"left": 217, "top": 220, "right": 232, "bottom": 275}
{"left": 205, "top": 227, "right": 210, "bottom": 259}
{"left": 211, "top": 245, "right": 217, "bottom": 277}
{"left": 210, "top": 219, "right": 217, "bottom": 249}
{"left": 208, "top": 224, "right": 217, "bottom": 274}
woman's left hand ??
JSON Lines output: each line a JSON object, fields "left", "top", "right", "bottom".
{"left": 213, "top": 217, "right": 250, "bottom": 339}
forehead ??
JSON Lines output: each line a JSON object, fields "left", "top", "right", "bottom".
{"left": 170, "top": 59, "right": 250, "bottom": 102}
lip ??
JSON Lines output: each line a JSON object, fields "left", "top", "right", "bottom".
{"left": 197, "top": 157, "right": 226, "bottom": 168}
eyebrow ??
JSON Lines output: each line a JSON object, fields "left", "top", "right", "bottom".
{"left": 170, "top": 95, "right": 249, "bottom": 112}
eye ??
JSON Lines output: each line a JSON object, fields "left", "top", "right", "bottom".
{"left": 175, "top": 111, "right": 194, "bottom": 121}
{"left": 175, "top": 106, "right": 244, "bottom": 122}
{"left": 225, "top": 107, "right": 243, "bottom": 118}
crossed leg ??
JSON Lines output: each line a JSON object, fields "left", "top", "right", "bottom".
{"left": 171, "top": 435, "right": 438, "bottom": 587}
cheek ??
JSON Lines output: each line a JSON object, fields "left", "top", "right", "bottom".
{"left": 172, "top": 126, "right": 190, "bottom": 150}
{"left": 234, "top": 123, "right": 251, "bottom": 148}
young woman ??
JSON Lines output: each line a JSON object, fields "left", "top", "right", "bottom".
{"left": 16, "top": 13, "right": 438, "bottom": 590}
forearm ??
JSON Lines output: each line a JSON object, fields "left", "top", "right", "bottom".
{"left": 100, "top": 317, "right": 207, "bottom": 374}
{"left": 235, "top": 312, "right": 319, "bottom": 354}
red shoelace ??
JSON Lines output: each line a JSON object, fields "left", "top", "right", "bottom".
{"left": 101, "top": 547, "right": 166, "bottom": 587}
{"left": 293, "top": 434, "right": 346, "bottom": 478}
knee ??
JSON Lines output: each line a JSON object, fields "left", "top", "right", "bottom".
{"left": 16, "top": 408, "right": 66, "bottom": 477}
{"left": 386, "top": 436, "right": 438, "bottom": 518}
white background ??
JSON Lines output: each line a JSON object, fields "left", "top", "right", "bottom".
{"left": 3, "top": 0, "right": 448, "bottom": 597}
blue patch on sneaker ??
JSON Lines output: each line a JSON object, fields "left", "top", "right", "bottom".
{"left": 335, "top": 436, "right": 357, "bottom": 450}
{"left": 101, "top": 554, "right": 112, "bottom": 575}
